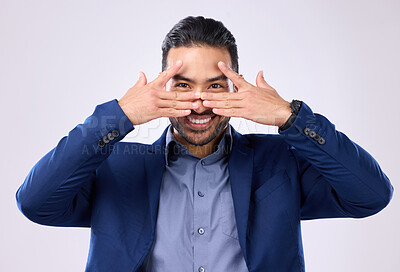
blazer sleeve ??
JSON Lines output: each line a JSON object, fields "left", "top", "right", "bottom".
{"left": 16, "top": 99, "right": 134, "bottom": 227}
{"left": 278, "top": 101, "right": 394, "bottom": 220}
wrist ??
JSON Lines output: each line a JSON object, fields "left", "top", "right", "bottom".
{"left": 276, "top": 101, "right": 292, "bottom": 127}
{"left": 278, "top": 100, "right": 302, "bottom": 132}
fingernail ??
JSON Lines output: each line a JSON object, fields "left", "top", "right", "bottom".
{"left": 261, "top": 70, "right": 264, "bottom": 78}
{"left": 195, "top": 92, "right": 200, "bottom": 98}
{"left": 138, "top": 71, "right": 142, "bottom": 78}
{"left": 176, "top": 60, "right": 182, "bottom": 65}
{"left": 201, "top": 92, "right": 207, "bottom": 98}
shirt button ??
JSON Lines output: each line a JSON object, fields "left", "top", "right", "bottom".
{"left": 198, "top": 191, "right": 204, "bottom": 197}
{"left": 198, "top": 227, "right": 205, "bottom": 235}
{"left": 201, "top": 161, "right": 205, "bottom": 166}
{"left": 198, "top": 266, "right": 205, "bottom": 272}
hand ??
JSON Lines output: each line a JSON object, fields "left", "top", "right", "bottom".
{"left": 118, "top": 60, "right": 200, "bottom": 126}
{"left": 201, "top": 61, "right": 292, "bottom": 127}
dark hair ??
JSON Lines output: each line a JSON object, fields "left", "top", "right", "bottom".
{"left": 161, "top": 16, "right": 239, "bottom": 73}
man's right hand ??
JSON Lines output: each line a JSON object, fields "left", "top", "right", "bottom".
{"left": 117, "top": 60, "right": 200, "bottom": 126}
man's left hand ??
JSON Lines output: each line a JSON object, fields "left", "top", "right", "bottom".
{"left": 201, "top": 61, "right": 292, "bottom": 127}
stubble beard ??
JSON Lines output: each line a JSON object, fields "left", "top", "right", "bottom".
{"left": 169, "top": 115, "right": 230, "bottom": 146}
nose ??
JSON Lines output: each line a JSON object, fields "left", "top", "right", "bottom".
{"left": 192, "top": 96, "right": 210, "bottom": 114}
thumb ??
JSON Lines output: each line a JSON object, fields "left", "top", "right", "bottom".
{"left": 135, "top": 71, "right": 147, "bottom": 87}
{"left": 256, "top": 70, "right": 272, "bottom": 89}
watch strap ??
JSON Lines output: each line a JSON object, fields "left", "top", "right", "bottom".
{"left": 278, "top": 100, "right": 302, "bottom": 132}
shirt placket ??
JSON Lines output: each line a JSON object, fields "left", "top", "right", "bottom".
{"left": 193, "top": 158, "right": 209, "bottom": 272}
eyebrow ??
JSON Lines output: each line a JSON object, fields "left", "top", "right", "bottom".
{"left": 172, "top": 74, "right": 228, "bottom": 83}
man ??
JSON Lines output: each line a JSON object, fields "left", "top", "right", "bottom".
{"left": 16, "top": 16, "right": 393, "bottom": 272}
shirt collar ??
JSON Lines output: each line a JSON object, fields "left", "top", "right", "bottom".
{"left": 164, "top": 123, "right": 233, "bottom": 166}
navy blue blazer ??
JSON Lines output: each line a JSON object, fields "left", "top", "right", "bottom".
{"left": 16, "top": 99, "right": 393, "bottom": 272}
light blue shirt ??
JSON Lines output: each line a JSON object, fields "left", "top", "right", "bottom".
{"left": 141, "top": 123, "right": 248, "bottom": 272}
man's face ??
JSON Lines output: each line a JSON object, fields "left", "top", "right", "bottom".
{"left": 165, "top": 46, "right": 235, "bottom": 146}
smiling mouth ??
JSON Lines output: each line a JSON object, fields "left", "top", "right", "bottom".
{"left": 184, "top": 115, "right": 216, "bottom": 129}
{"left": 186, "top": 116, "right": 212, "bottom": 124}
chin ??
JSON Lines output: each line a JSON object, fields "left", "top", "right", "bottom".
{"left": 169, "top": 116, "right": 230, "bottom": 146}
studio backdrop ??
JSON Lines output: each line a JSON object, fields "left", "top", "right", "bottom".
{"left": 1, "top": 0, "right": 399, "bottom": 271}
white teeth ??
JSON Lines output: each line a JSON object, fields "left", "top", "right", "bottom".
{"left": 186, "top": 116, "right": 212, "bottom": 124}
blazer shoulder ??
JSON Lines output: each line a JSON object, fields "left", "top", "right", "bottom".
{"left": 240, "top": 133, "right": 296, "bottom": 173}
{"left": 115, "top": 141, "right": 152, "bottom": 153}
{"left": 243, "top": 133, "right": 291, "bottom": 150}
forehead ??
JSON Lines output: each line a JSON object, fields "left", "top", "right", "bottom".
{"left": 166, "top": 46, "right": 232, "bottom": 79}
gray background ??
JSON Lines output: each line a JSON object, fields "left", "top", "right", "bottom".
{"left": 1, "top": 0, "right": 399, "bottom": 271}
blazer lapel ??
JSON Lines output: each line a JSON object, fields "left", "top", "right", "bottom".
{"left": 228, "top": 126, "right": 254, "bottom": 262}
{"left": 144, "top": 126, "right": 169, "bottom": 231}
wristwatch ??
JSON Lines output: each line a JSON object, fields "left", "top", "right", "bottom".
{"left": 278, "top": 99, "right": 302, "bottom": 133}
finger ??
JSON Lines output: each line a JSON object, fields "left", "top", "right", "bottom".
{"left": 256, "top": 70, "right": 273, "bottom": 89}
{"left": 151, "top": 60, "right": 183, "bottom": 88}
{"left": 156, "top": 99, "right": 198, "bottom": 110}
{"left": 157, "top": 90, "right": 201, "bottom": 101}
{"left": 132, "top": 71, "right": 147, "bottom": 88}
{"left": 158, "top": 108, "right": 191, "bottom": 118}
{"left": 200, "top": 91, "right": 245, "bottom": 101}
{"left": 202, "top": 99, "right": 244, "bottom": 109}
{"left": 217, "top": 61, "right": 251, "bottom": 89}
{"left": 211, "top": 108, "right": 243, "bottom": 117}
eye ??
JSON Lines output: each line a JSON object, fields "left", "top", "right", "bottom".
{"left": 175, "top": 83, "right": 189, "bottom": 88}
{"left": 210, "top": 83, "right": 224, "bottom": 89}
